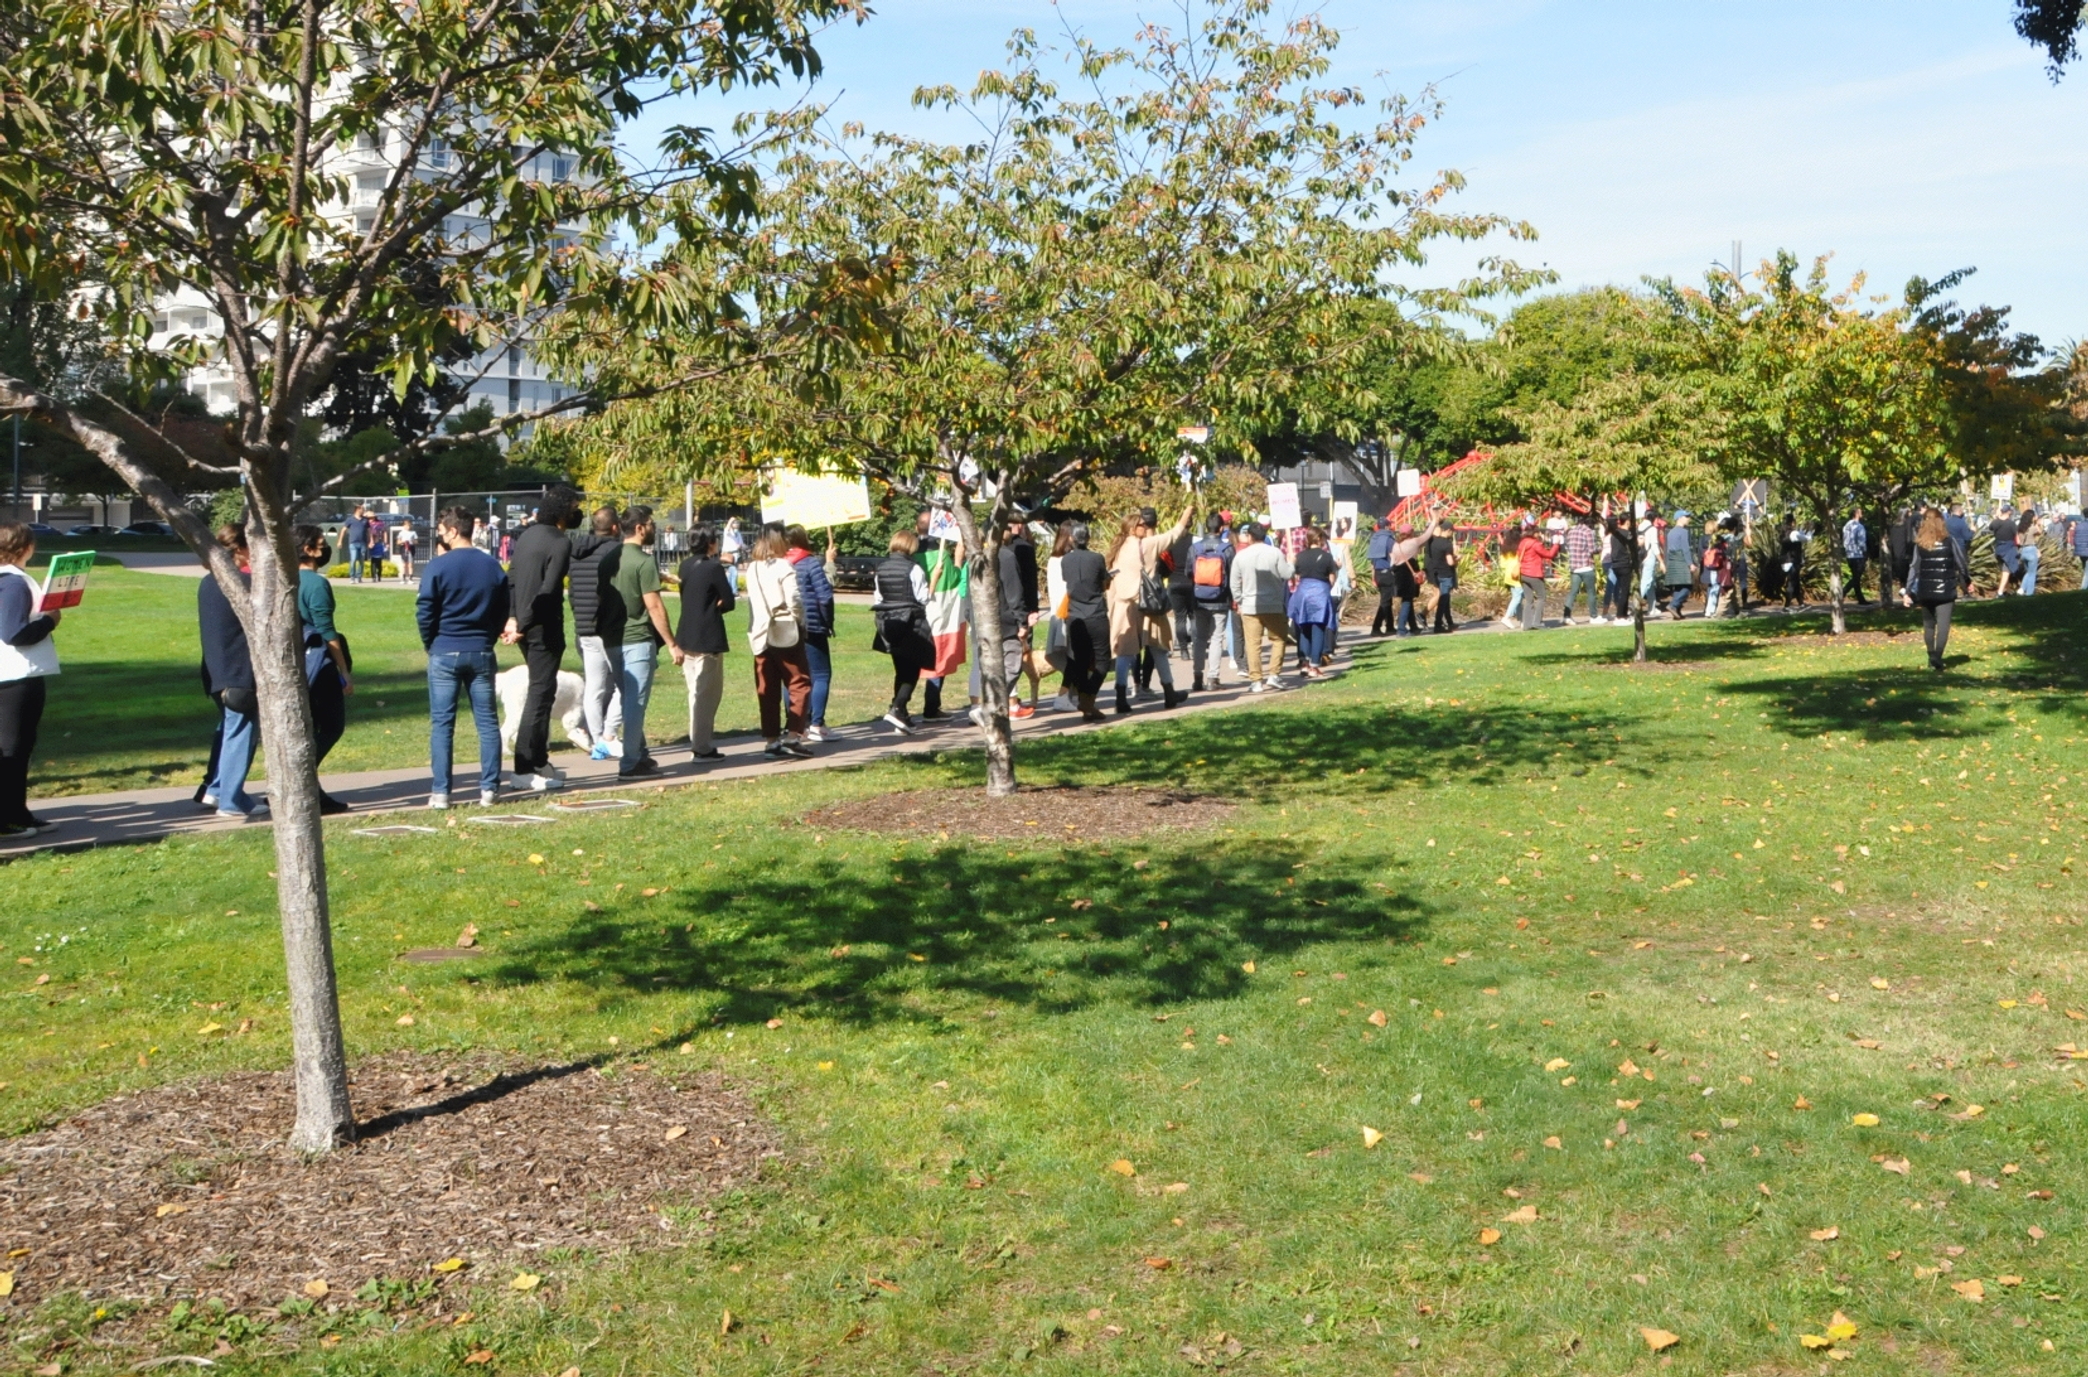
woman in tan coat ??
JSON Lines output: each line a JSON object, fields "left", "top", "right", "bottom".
{"left": 1106, "top": 503, "right": 1194, "bottom": 714}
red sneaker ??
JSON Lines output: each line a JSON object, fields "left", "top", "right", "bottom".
{"left": 1010, "top": 702, "right": 1037, "bottom": 719}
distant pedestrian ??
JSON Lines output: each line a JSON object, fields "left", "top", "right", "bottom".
{"left": 1289, "top": 527, "right": 1340, "bottom": 676}
{"left": 1516, "top": 520, "right": 1562, "bottom": 630}
{"left": 1602, "top": 510, "right": 1633, "bottom": 621}
{"left": 1701, "top": 531, "right": 1730, "bottom": 617}
{"left": 1662, "top": 512, "right": 1696, "bottom": 619}
{"left": 784, "top": 525, "right": 838, "bottom": 739}
{"left": 1391, "top": 526, "right": 1421, "bottom": 637}
{"left": 1905, "top": 506, "right": 1966, "bottom": 672}
{"left": 1423, "top": 518, "right": 1458, "bottom": 633}
{"left": 294, "top": 524, "right": 351, "bottom": 814}
{"left": 1778, "top": 517, "right": 1809, "bottom": 609}
{"left": 1107, "top": 504, "right": 1192, "bottom": 712}
{"left": 416, "top": 508, "right": 509, "bottom": 809}
{"left": 197, "top": 524, "right": 263, "bottom": 821}
{"left": 1229, "top": 521, "right": 1294, "bottom": 691}
{"left": 1055, "top": 524, "right": 1111, "bottom": 722}
{"left": 1563, "top": 511, "right": 1601, "bottom": 624}
{"left": 1367, "top": 517, "right": 1398, "bottom": 636}
{"left": 603, "top": 507, "right": 676, "bottom": 778}
{"left": 1842, "top": 508, "right": 1869, "bottom": 603}
{"left": 395, "top": 520, "right": 417, "bottom": 580}
{"left": 2070, "top": 510, "right": 2088, "bottom": 590}
{"left": 744, "top": 529, "right": 814, "bottom": 759}
{"left": 2016, "top": 509, "right": 2044, "bottom": 595}
{"left": 345, "top": 506, "right": 368, "bottom": 584}
{"left": 1989, "top": 504, "right": 2021, "bottom": 597}
{"left": 720, "top": 516, "right": 746, "bottom": 566}
{"left": 567, "top": 506, "right": 624, "bottom": 761}
{"left": 673, "top": 524, "right": 734, "bottom": 760}
{"left": 0, "top": 521, "right": 61, "bottom": 836}
{"left": 502, "top": 486, "right": 579, "bottom": 792}
{"left": 1187, "top": 513, "right": 1235, "bottom": 688}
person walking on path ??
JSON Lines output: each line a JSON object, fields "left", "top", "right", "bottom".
{"left": 1229, "top": 521, "right": 1294, "bottom": 691}
{"left": 1661, "top": 512, "right": 1695, "bottom": 619}
{"left": 1424, "top": 518, "right": 1459, "bottom": 633}
{"left": 567, "top": 506, "right": 624, "bottom": 761}
{"left": 1841, "top": 508, "right": 1870, "bottom": 603}
{"left": 744, "top": 529, "right": 814, "bottom": 759}
{"left": 345, "top": 506, "right": 368, "bottom": 585}
{"left": 0, "top": 521, "right": 60, "bottom": 836}
{"left": 1905, "top": 506, "right": 1967, "bottom": 672}
{"left": 1884, "top": 504, "right": 1917, "bottom": 607}
{"left": 416, "top": 508, "right": 509, "bottom": 809}
{"left": 673, "top": 523, "right": 734, "bottom": 760}
{"left": 1106, "top": 504, "right": 1193, "bottom": 713}
{"left": 1516, "top": 521, "right": 1562, "bottom": 631}
{"left": 2016, "top": 509, "right": 2044, "bottom": 595}
{"left": 1166, "top": 519, "right": 1197, "bottom": 657}
{"left": 2070, "top": 509, "right": 2088, "bottom": 590}
{"left": 1367, "top": 517, "right": 1399, "bottom": 636}
{"left": 1187, "top": 513, "right": 1235, "bottom": 688}
{"left": 1563, "top": 512, "right": 1602, "bottom": 624}
{"left": 1602, "top": 510, "right": 1633, "bottom": 622}
{"left": 1778, "top": 517, "right": 1809, "bottom": 609}
{"left": 1288, "top": 527, "right": 1340, "bottom": 675}
{"left": 1989, "top": 504, "right": 2021, "bottom": 597}
{"left": 502, "top": 488, "right": 578, "bottom": 791}
{"left": 871, "top": 528, "right": 937, "bottom": 732}
{"left": 784, "top": 525, "right": 839, "bottom": 740}
{"left": 394, "top": 520, "right": 417, "bottom": 581}
{"left": 1057, "top": 523, "right": 1113, "bottom": 721}
{"left": 603, "top": 507, "right": 677, "bottom": 779}
{"left": 197, "top": 524, "right": 263, "bottom": 821}
{"left": 294, "top": 525, "right": 352, "bottom": 815}
{"left": 1390, "top": 526, "right": 1422, "bottom": 637}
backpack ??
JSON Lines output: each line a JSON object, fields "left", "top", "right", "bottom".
{"left": 1192, "top": 539, "right": 1226, "bottom": 588}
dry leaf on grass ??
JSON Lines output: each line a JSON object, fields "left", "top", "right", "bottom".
{"left": 1543, "top": 1058, "right": 1570, "bottom": 1072}
{"left": 664, "top": 1125, "right": 688, "bottom": 1142}
{"left": 1501, "top": 1205, "right": 1540, "bottom": 1224}
{"left": 1951, "top": 1279, "right": 1986, "bottom": 1301}
{"left": 1361, "top": 1127, "right": 1383, "bottom": 1149}
{"left": 463, "top": 1351, "right": 495, "bottom": 1366}
{"left": 0, "top": 1272, "right": 12, "bottom": 1298}
{"left": 1542, "top": 1136, "right": 1562, "bottom": 1150}
{"left": 1367, "top": 1009, "right": 1388, "bottom": 1027}
{"left": 1107, "top": 1159, "right": 1136, "bottom": 1177}
{"left": 432, "top": 1257, "right": 467, "bottom": 1273}
{"left": 1141, "top": 1256, "right": 1173, "bottom": 1271}
{"left": 1880, "top": 1157, "right": 1911, "bottom": 1176}
{"left": 1477, "top": 1228, "right": 1502, "bottom": 1246}
{"left": 1850, "top": 1113, "right": 1880, "bottom": 1127}
{"left": 1639, "top": 1327, "right": 1681, "bottom": 1352}
{"left": 510, "top": 1272, "right": 540, "bottom": 1291}
{"left": 301, "top": 1279, "right": 328, "bottom": 1298}
{"left": 1810, "top": 1226, "right": 1840, "bottom": 1241}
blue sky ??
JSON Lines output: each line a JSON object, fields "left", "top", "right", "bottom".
{"left": 637, "top": 0, "right": 2088, "bottom": 347}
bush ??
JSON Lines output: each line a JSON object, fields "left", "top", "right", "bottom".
{"left": 327, "top": 561, "right": 401, "bottom": 579}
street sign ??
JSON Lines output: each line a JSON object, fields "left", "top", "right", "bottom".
{"left": 1731, "top": 479, "right": 1768, "bottom": 510}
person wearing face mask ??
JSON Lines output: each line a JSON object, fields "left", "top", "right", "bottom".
{"left": 0, "top": 521, "right": 62, "bottom": 836}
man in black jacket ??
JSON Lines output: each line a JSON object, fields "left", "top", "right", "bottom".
{"left": 502, "top": 487, "right": 579, "bottom": 789}
{"left": 196, "top": 525, "right": 263, "bottom": 820}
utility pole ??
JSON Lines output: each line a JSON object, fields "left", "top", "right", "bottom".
{"left": 10, "top": 415, "right": 19, "bottom": 521}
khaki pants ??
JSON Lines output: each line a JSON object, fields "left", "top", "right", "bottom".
{"left": 1241, "top": 611, "right": 1289, "bottom": 681}
{"left": 681, "top": 652, "right": 724, "bottom": 753}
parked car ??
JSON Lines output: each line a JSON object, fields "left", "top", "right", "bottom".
{"left": 25, "top": 523, "right": 62, "bottom": 539}
{"left": 64, "top": 524, "right": 115, "bottom": 538}
{"left": 118, "top": 520, "right": 173, "bottom": 537}
{"left": 831, "top": 554, "right": 879, "bottom": 592}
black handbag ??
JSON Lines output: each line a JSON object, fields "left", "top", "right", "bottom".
{"left": 1137, "top": 571, "right": 1170, "bottom": 614}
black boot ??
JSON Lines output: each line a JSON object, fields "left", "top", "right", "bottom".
{"left": 1115, "top": 685, "right": 1132, "bottom": 715}
{"left": 1191, "top": 675, "right": 1205, "bottom": 692}
{"left": 1164, "top": 687, "right": 1184, "bottom": 709}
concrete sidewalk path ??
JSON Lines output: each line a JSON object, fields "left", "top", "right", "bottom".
{"left": 0, "top": 656, "right": 1356, "bottom": 861}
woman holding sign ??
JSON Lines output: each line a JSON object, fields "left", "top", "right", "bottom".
{"left": 0, "top": 521, "right": 61, "bottom": 835}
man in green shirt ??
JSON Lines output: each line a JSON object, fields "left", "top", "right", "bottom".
{"left": 606, "top": 506, "right": 681, "bottom": 778}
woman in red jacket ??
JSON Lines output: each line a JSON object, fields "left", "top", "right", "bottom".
{"left": 1516, "top": 525, "right": 1562, "bottom": 631}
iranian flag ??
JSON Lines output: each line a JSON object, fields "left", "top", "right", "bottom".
{"left": 920, "top": 544, "right": 969, "bottom": 677}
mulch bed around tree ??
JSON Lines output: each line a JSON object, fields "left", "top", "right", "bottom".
{"left": 0, "top": 1053, "right": 778, "bottom": 1313}
{"left": 802, "top": 784, "right": 1235, "bottom": 843}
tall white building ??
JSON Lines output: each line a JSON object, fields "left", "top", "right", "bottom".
{"left": 150, "top": 128, "right": 576, "bottom": 428}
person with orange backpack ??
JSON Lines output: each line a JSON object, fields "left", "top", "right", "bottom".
{"left": 1186, "top": 511, "right": 1235, "bottom": 690}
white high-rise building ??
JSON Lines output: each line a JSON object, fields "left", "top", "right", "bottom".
{"left": 150, "top": 125, "right": 576, "bottom": 429}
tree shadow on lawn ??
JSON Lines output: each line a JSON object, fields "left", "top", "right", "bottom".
{"left": 1009, "top": 695, "right": 1668, "bottom": 795}
{"left": 489, "top": 833, "right": 1433, "bottom": 1029}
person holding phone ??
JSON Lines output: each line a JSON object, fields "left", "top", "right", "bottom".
{"left": 0, "top": 521, "right": 61, "bottom": 835}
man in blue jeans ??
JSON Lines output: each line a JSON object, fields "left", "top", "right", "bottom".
{"left": 416, "top": 507, "right": 510, "bottom": 808}
{"left": 345, "top": 507, "right": 368, "bottom": 584}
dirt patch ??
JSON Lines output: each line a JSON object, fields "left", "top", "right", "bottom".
{"left": 1595, "top": 658, "right": 1718, "bottom": 674}
{"left": 803, "top": 784, "right": 1235, "bottom": 843}
{"left": 0, "top": 1053, "right": 777, "bottom": 1312}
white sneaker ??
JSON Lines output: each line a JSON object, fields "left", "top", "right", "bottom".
{"left": 883, "top": 712, "right": 917, "bottom": 735}
{"left": 480, "top": 789, "right": 499, "bottom": 807}
{"left": 604, "top": 740, "right": 624, "bottom": 759}
{"left": 1248, "top": 681, "right": 1268, "bottom": 694}
{"left": 428, "top": 793, "right": 450, "bottom": 810}
{"left": 528, "top": 772, "right": 565, "bottom": 792}
{"left": 1052, "top": 693, "right": 1076, "bottom": 713}
{"left": 1263, "top": 677, "right": 1287, "bottom": 691}
{"left": 806, "top": 725, "right": 834, "bottom": 743}
{"left": 968, "top": 706, "right": 985, "bottom": 727}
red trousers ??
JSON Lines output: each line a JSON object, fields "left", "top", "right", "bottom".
{"left": 753, "top": 645, "right": 812, "bottom": 739}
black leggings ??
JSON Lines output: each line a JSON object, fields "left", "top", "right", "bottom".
{"left": 309, "top": 664, "right": 345, "bottom": 763}
{"left": 1919, "top": 600, "right": 1954, "bottom": 666}
{"left": 0, "top": 675, "right": 48, "bottom": 825}
{"left": 1065, "top": 615, "right": 1110, "bottom": 698}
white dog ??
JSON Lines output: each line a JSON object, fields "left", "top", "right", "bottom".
{"left": 496, "top": 666, "right": 597, "bottom": 755}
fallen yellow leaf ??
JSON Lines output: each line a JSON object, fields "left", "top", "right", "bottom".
{"left": 303, "top": 1279, "right": 329, "bottom": 1299}
{"left": 1163, "top": 1181, "right": 1190, "bottom": 1195}
{"left": 1616, "top": 1098, "right": 1642, "bottom": 1111}
{"left": 155, "top": 1202, "right": 188, "bottom": 1218}
{"left": 1850, "top": 1113, "right": 1880, "bottom": 1127}
{"left": 1810, "top": 1226, "right": 1840, "bottom": 1241}
{"left": 1361, "top": 1126, "right": 1384, "bottom": 1149}
{"left": 1826, "top": 1312, "right": 1858, "bottom": 1342}
{"left": 1794, "top": 1096, "right": 1813, "bottom": 1110}
{"left": 1998, "top": 1275, "right": 2023, "bottom": 1287}
{"left": 1107, "top": 1159, "right": 1136, "bottom": 1177}
{"left": 1543, "top": 1057, "right": 1570, "bottom": 1072}
{"left": 432, "top": 1257, "right": 467, "bottom": 1273}
{"left": 1477, "top": 1227, "right": 1502, "bottom": 1245}
{"left": 396, "top": 1014, "right": 415, "bottom": 1027}
{"left": 1500, "top": 1204, "right": 1540, "bottom": 1224}
{"left": 527, "top": 853, "right": 544, "bottom": 865}
{"left": 1367, "top": 1009, "right": 1387, "bottom": 1027}
{"left": 463, "top": 1349, "right": 495, "bottom": 1365}
{"left": 1241, "top": 961, "right": 1256, "bottom": 974}
{"left": 1871, "top": 978, "right": 1890, "bottom": 990}
{"left": 0, "top": 1273, "right": 12, "bottom": 1298}
{"left": 1880, "top": 1157, "right": 1911, "bottom": 1176}
{"left": 1543, "top": 1135, "right": 1562, "bottom": 1150}
{"left": 1801, "top": 1333, "right": 1833, "bottom": 1350}
{"left": 1950, "top": 1278, "right": 1985, "bottom": 1301}
{"left": 197, "top": 1021, "right": 224, "bottom": 1035}
{"left": 664, "top": 1125, "right": 688, "bottom": 1141}
{"left": 1640, "top": 1327, "right": 1681, "bottom": 1352}
{"left": 511, "top": 1272, "right": 540, "bottom": 1292}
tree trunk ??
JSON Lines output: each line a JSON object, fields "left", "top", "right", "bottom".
{"left": 243, "top": 511, "right": 356, "bottom": 1151}
{"left": 1828, "top": 564, "right": 1846, "bottom": 636}
{"left": 946, "top": 494, "right": 1017, "bottom": 798}
{"left": 1, "top": 375, "right": 357, "bottom": 1151}
{"left": 1630, "top": 520, "right": 1648, "bottom": 663}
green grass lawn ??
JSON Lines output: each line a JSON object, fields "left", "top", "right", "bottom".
{"left": 3, "top": 593, "right": 2085, "bottom": 1374}
{"left": 21, "top": 567, "right": 900, "bottom": 796}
